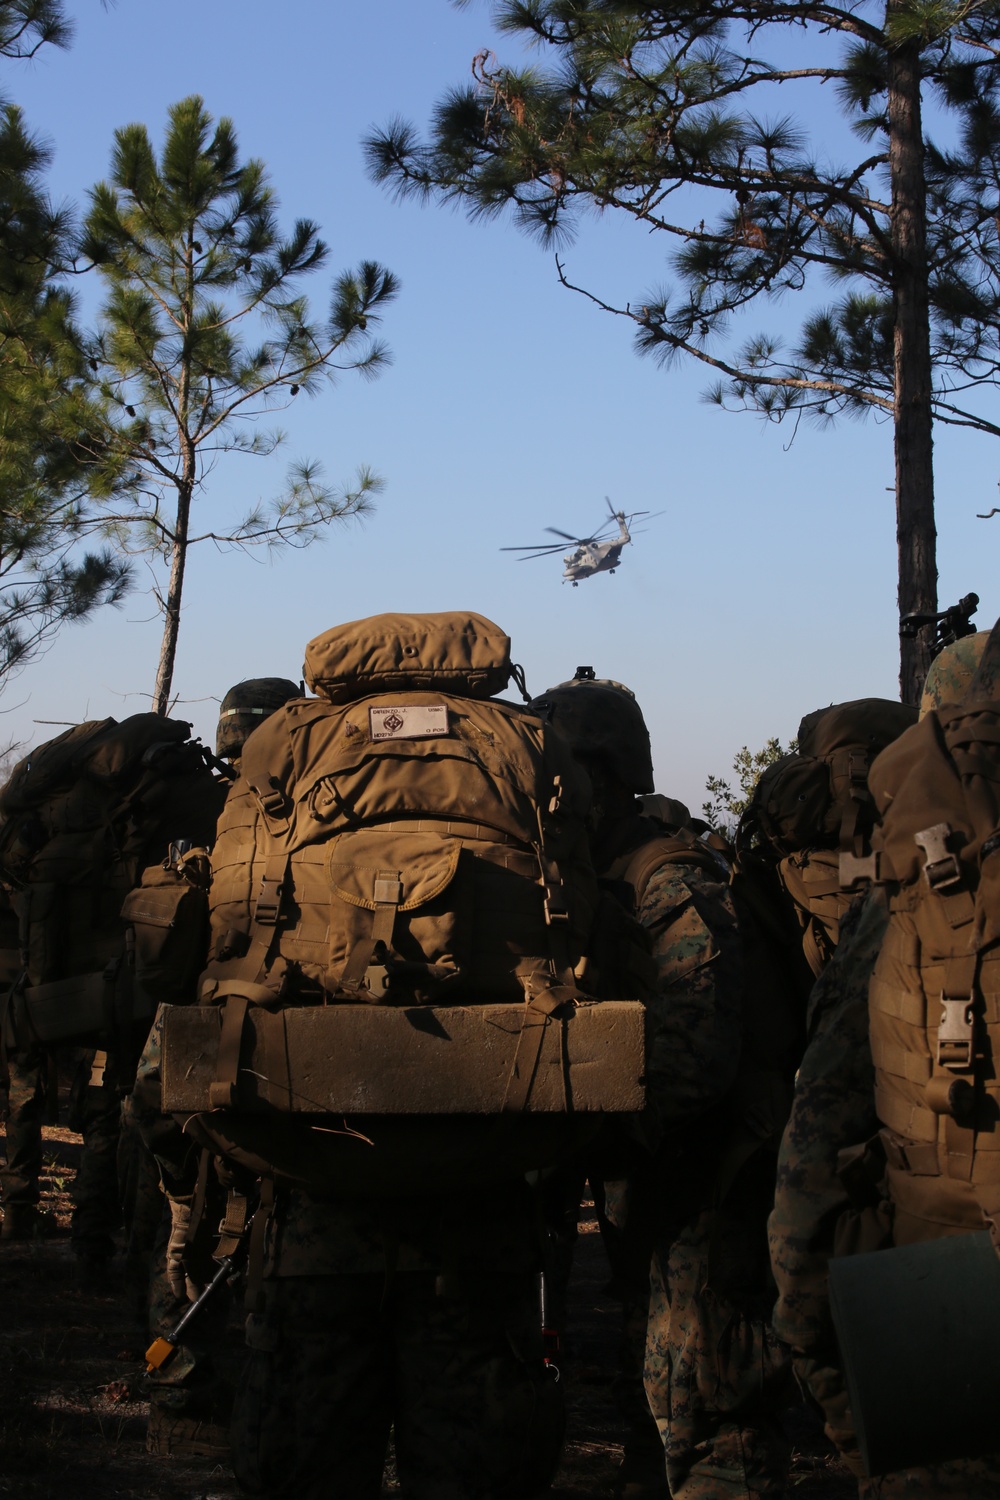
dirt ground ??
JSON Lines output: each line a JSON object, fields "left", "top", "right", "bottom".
{"left": 0, "top": 1122, "right": 856, "bottom": 1499}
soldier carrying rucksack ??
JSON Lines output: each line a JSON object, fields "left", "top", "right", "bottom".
{"left": 138, "top": 612, "right": 651, "bottom": 1499}
{"left": 0, "top": 713, "right": 225, "bottom": 1264}
{"left": 768, "top": 628, "right": 1000, "bottom": 1492}
{"left": 531, "top": 669, "right": 801, "bottom": 1500}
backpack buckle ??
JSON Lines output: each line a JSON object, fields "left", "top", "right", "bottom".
{"left": 839, "top": 851, "right": 879, "bottom": 888}
{"left": 937, "top": 996, "right": 975, "bottom": 1070}
{"left": 543, "top": 882, "right": 570, "bottom": 925}
{"left": 915, "top": 824, "right": 962, "bottom": 891}
{"left": 364, "top": 963, "right": 392, "bottom": 1000}
{"left": 253, "top": 857, "right": 288, "bottom": 925}
{"left": 250, "top": 778, "right": 288, "bottom": 820}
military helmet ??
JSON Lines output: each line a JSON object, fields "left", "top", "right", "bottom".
{"left": 216, "top": 677, "right": 301, "bottom": 759}
{"left": 530, "top": 667, "right": 654, "bottom": 794}
{"left": 919, "top": 633, "right": 990, "bottom": 719}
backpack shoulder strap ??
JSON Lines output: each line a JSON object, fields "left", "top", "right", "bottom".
{"left": 607, "top": 829, "right": 726, "bottom": 908}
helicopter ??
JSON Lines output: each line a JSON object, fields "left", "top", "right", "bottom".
{"left": 501, "top": 499, "right": 660, "bottom": 585}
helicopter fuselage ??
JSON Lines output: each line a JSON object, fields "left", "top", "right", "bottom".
{"left": 502, "top": 503, "right": 651, "bottom": 584}
{"left": 562, "top": 521, "right": 630, "bottom": 582}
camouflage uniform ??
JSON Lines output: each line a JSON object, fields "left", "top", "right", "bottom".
{"left": 128, "top": 681, "right": 301, "bottom": 1454}
{"left": 1, "top": 1048, "right": 47, "bottom": 1215}
{"left": 767, "top": 891, "right": 886, "bottom": 1467}
{"left": 232, "top": 1185, "right": 561, "bottom": 1500}
{"left": 635, "top": 851, "right": 791, "bottom": 1500}
{"left": 0, "top": 1042, "right": 122, "bottom": 1256}
{"left": 67, "top": 1047, "right": 125, "bottom": 1261}
{"left": 0, "top": 888, "right": 46, "bottom": 1233}
{"left": 528, "top": 672, "right": 793, "bottom": 1499}
{"left": 132, "top": 1005, "right": 562, "bottom": 1494}
{"left": 127, "top": 1007, "right": 238, "bottom": 1450}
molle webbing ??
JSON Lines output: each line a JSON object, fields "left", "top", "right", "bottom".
{"left": 868, "top": 800, "right": 1000, "bottom": 1204}
{"left": 201, "top": 691, "right": 605, "bottom": 1010}
{"left": 777, "top": 847, "right": 853, "bottom": 977}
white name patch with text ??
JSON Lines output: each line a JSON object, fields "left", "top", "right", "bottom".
{"left": 369, "top": 705, "right": 450, "bottom": 741}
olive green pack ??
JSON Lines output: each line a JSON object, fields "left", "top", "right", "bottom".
{"left": 637, "top": 802, "right": 812, "bottom": 1195}
{"left": 0, "top": 715, "right": 225, "bottom": 1055}
{"left": 867, "top": 647, "right": 1000, "bottom": 1243}
{"left": 182, "top": 612, "right": 650, "bottom": 1191}
{"left": 740, "top": 698, "right": 917, "bottom": 973}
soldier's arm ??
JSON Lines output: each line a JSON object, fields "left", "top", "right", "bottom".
{"left": 767, "top": 889, "right": 888, "bottom": 1461}
{"left": 124, "top": 1004, "right": 202, "bottom": 1196}
{"left": 638, "top": 861, "right": 743, "bottom": 1130}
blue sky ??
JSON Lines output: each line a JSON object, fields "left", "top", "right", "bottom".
{"left": 3, "top": 1, "right": 997, "bottom": 812}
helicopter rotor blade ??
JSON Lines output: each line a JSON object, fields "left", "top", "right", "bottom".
{"left": 500, "top": 546, "right": 569, "bottom": 558}
{"left": 500, "top": 545, "right": 568, "bottom": 559}
{"left": 544, "top": 528, "right": 582, "bottom": 542}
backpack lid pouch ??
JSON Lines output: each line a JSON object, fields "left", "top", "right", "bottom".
{"left": 0, "top": 720, "right": 115, "bottom": 818}
{"left": 798, "top": 699, "right": 918, "bottom": 760}
{"left": 756, "top": 755, "right": 833, "bottom": 854}
{"left": 304, "top": 612, "right": 513, "bottom": 703}
{"left": 869, "top": 714, "right": 970, "bottom": 888}
{"left": 329, "top": 828, "right": 463, "bottom": 912}
{"left": 83, "top": 713, "right": 192, "bottom": 784}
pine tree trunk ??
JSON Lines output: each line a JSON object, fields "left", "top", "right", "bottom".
{"left": 887, "top": 16, "right": 937, "bottom": 706}
{"left": 152, "top": 480, "right": 192, "bottom": 716}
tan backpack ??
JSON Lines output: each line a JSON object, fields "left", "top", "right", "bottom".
{"left": 162, "top": 613, "right": 649, "bottom": 1193}
{"left": 201, "top": 612, "right": 602, "bottom": 1008}
{"left": 867, "top": 667, "right": 1000, "bottom": 1244}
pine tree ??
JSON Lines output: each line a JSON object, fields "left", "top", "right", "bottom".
{"left": 0, "top": 1, "right": 70, "bottom": 61}
{"left": 82, "top": 96, "right": 398, "bottom": 714}
{"left": 0, "top": 5, "right": 131, "bottom": 689}
{"left": 366, "top": 0, "right": 1000, "bottom": 703}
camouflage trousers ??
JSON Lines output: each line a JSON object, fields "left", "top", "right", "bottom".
{"left": 645, "top": 1198, "right": 793, "bottom": 1500}
{"left": 1, "top": 1046, "right": 122, "bottom": 1257}
{"left": 69, "top": 1050, "right": 124, "bottom": 1259}
{"left": 231, "top": 1270, "right": 564, "bottom": 1500}
{"left": 0, "top": 1047, "right": 50, "bottom": 1205}
{"left": 118, "top": 1105, "right": 167, "bottom": 1283}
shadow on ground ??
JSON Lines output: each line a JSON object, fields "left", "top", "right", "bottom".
{"left": 0, "top": 1127, "right": 855, "bottom": 1498}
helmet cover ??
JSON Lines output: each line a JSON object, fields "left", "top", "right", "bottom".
{"left": 216, "top": 677, "right": 301, "bottom": 758}
{"left": 919, "top": 633, "right": 990, "bottom": 719}
{"left": 530, "top": 672, "right": 654, "bottom": 794}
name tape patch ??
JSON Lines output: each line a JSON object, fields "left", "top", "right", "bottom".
{"left": 369, "top": 705, "right": 450, "bottom": 742}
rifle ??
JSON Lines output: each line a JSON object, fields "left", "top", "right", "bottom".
{"left": 900, "top": 592, "right": 979, "bottom": 659}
